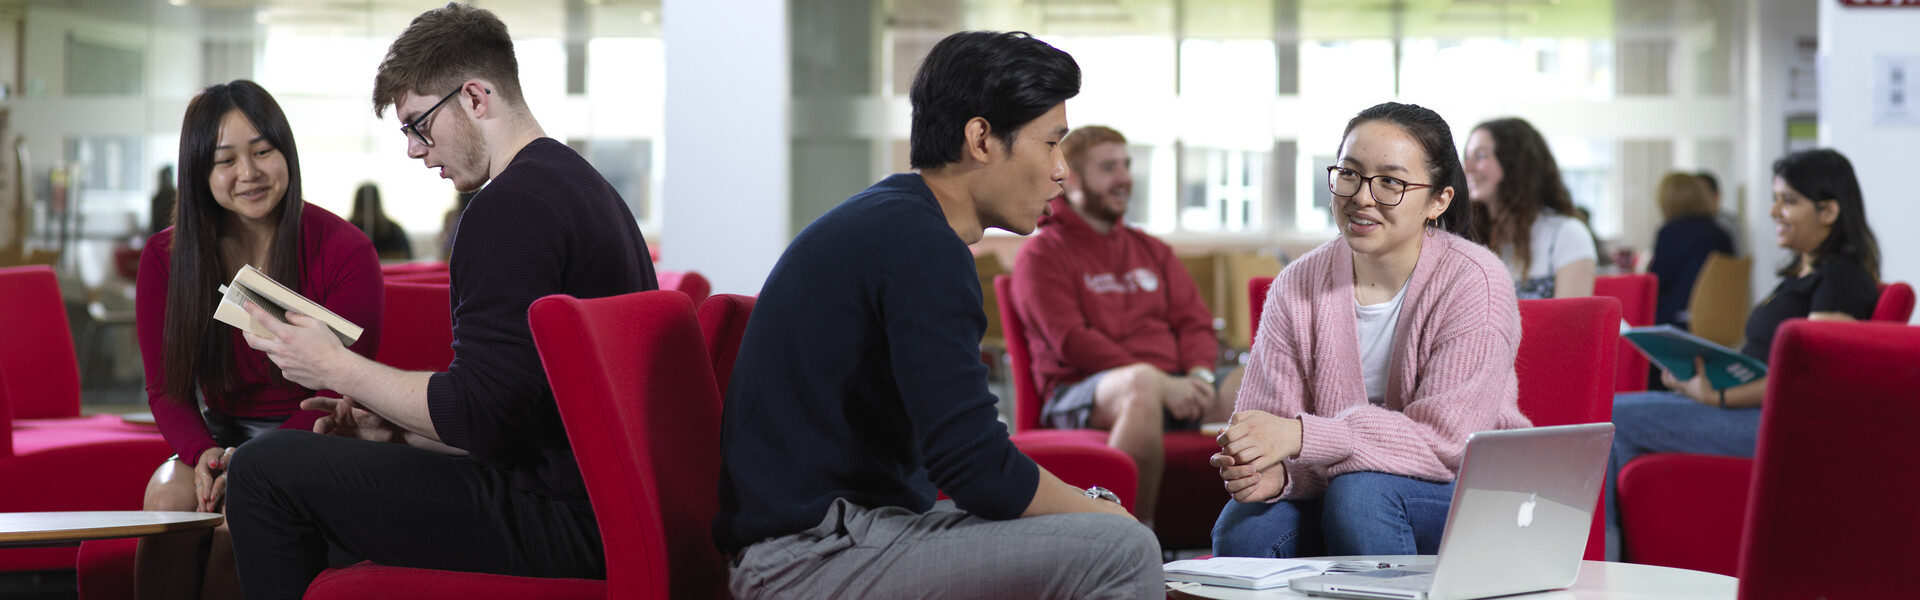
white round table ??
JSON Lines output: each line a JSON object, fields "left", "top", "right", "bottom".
{"left": 1166, "top": 555, "right": 1736, "bottom": 600}
{"left": 0, "top": 511, "right": 223, "bottom": 548}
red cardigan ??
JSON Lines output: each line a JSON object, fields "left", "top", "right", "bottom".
{"left": 1012, "top": 196, "right": 1216, "bottom": 400}
{"left": 136, "top": 202, "right": 383, "bottom": 466}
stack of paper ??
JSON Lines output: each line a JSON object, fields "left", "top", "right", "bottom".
{"left": 1163, "top": 557, "right": 1339, "bottom": 590}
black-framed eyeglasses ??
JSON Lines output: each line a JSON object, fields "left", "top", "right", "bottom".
{"left": 399, "top": 88, "right": 463, "bottom": 147}
{"left": 1325, "top": 166, "right": 1436, "bottom": 207}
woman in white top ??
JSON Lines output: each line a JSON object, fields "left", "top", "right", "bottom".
{"left": 1463, "top": 117, "right": 1597, "bottom": 299}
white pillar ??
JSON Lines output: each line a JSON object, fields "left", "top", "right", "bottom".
{"left": 1819, "top": 1, "right": 1920, "bottom": 323}
{"left": 661, "top": 0, "right": 790, "bottom": 295}
{"left": 1738, "top": 0, "right": 1818, "bottom": 302}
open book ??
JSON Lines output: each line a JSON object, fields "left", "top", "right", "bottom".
{"left": 1163, "top": 557, "right": 1339, "bottom": 590}
{"left": 1622, "top": 324, "right": 1766, "bottom": 390}
{"left": 212, "top": 264, "right": 362, "bottom": 347}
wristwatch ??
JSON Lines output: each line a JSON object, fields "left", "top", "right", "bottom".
{"left": 1190, "top": 367, "right": 1217, "bottom": 386}
{"left": 1084, "top": 486, "right": 1122, "bottom": 505}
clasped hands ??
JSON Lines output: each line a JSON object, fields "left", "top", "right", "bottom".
{"left": 193, "top": 446, "right": 237, "bottom": 513}
{"left": 1211, "top": 410, "right": 1303, "bottom": 503}
{"left": 1163, "top": 368, "right": 1218, "bottom": 423}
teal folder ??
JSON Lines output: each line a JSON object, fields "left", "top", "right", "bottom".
{"left": 1622, "top": 325, "right": 1767, "bottom": 390}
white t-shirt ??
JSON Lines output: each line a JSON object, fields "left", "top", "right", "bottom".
{"left": 1503, "top": 211, "right": 1597, "bottom": 300}
{"left": 1355, "top": 281, "right": 1410, "bottom": 406}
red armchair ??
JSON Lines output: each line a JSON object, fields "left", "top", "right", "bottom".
{"left": 302, "top": 291, "right": 732, "bottom": 599}
{"left": 374, "top": 282, "right": 455, "bottom": 373}
{"left": 0, "top": 265, "right": 84, "bottom": 420}
{"left": 0, "top": 265, "right": 173, "bottom": 573}
{"left": 1873, "top": 282, "right": 1914, "bottom": 323}
{"left": 379, "top": 261, "right": 448, "bottom": 278}
{"left": 657, "top": 271, "right": 712, "bottom": 307}
{"left": 1515, "top": 297, "right": 1621, "bottom": 562}
{"left": 1249, "top": 277, "right": 1272, "bottom": 347}
{"left": 695, "top": 294, "right": 755, "bottom": 390}
{"left": 994, "top": 274, "right": 1218, "bottom": 548}
{"left": 1617, "top": 282, "right": 1914, "bottom": 576}
{"left": 1736, "top": 320, "right": 1920, "bottom": 598}
{"left": 1594, "top": 273, "right": 1657, "bottom": 392}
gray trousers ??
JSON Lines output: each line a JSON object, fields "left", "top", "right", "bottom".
{"left": 730, "top": 498, "right": 1163, "bottom": 600}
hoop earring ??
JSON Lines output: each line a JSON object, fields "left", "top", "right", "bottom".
{"left": 1425, "top": 218, "right": 1437, "bottom": 237}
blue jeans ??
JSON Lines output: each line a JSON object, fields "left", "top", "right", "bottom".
{"left": 1211, "top": 472, "right": 1455, "bottom": 558}
{"left": 1604, "top": 391, "right": 1762, "bottom": 560}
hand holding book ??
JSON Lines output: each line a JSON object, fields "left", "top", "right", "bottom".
{"left": 238, "top": 300, "right": 348, "bottom": 391}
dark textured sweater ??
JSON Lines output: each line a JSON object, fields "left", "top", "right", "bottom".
{"left": 712, "top": 173, "right": 1040, "bottom": 554}
{"left": 427, "top": 138, "right": 656, "bottom": 510}
{"left": 1648, "top": 215, "right": 1734, "bottom": 326}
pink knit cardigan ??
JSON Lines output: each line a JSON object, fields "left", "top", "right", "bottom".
{"left": 1238, "top": 230, "right": 1529, "bottom": 501}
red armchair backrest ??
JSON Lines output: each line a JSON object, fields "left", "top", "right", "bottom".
{"left": 385, "top": 271, "right": 449, "bottom": 285}
{"left": 696, "top": 294, "right": 755, "bottom": 396}
{"left": 1249, "top": 277, "right": 1274, "bottom": 348}
{"left": 1736, "top": 320, "right": 1920, "bottom": 599}
{"left": 1594, "top": 273, "right": 1657, "bottom": 392}
{"left": 1873, "top": 282, "right": 1914, "bottom": 323}
{"left": 992, "top": 275, "right": 1044, "bottom": 432}
{"left": 1515, "top": 296, "right": 1621, "bottom": 561}
{"left": 379, "top": 261, "right": 448, "bottom": 277}
{"left": 0, "top": 265, "right": 81, "bottom": 420}
{"left": 374, "top": 282, "right": 455, "bottom": 373}
{"left": 658, "top": 271, "right": 712, "bottom": 308}
{"left": 529, "top": 291, "right": 727, "bottom": 600}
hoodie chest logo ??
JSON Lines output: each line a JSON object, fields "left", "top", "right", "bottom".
{"left": 1083, "top": 269, "right": 1160, "bottom": 295}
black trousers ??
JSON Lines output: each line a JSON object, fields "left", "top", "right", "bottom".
{"left": 225, "top": 429, "right": 605, "bottom": 599}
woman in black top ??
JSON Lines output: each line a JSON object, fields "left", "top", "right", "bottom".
{"left": 1605, "top": 148, "right": 1882, "bottom": 558}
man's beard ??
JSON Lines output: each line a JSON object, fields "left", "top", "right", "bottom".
{"left": 445, "top": 114, "right": 489, "bottom": 193}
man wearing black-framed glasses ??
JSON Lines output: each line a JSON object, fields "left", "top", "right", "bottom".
{"left": 227, "top": 3, "right": 656, "bottom": 597}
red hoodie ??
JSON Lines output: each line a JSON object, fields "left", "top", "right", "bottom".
{"left": 1012, "top": 196, "right": 1217, "bottom": 400}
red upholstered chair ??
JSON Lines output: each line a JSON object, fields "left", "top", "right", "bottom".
{"left": 1873, "top": 282, "right": 1914, "bottom": 323}
{"left": 994, "top": 274, "right": 1222, "bottom": 549}
{"left": 0, "top": 266, "right": 173, "bottom": 573}
{"left": 302, "top": 291, "right": 730, "bottom": 599}
{"left": 1616, "top": 453, "right": 1751, "bottom": 575}
{"left": 658, "top": 271, "right": 712, "bottom": 307}
{"left": 385, "top": 271, "right": 449, "bottom": 285}
{"left": 1617, "top": 283, "right": 1914, "bottom": 576}
{"left": 1515, "top": 297, "right": 1620, "bottom": 562}
{"left": 1249, "top": 277, "right": 1273, "bottom": 347}
{"left": 0, "top": 265, "right": 84, "bottom": 420}
{"left": 1736, "top": 320, "right": 1920, "bottom": 599}
{"left": 374, "top": 282, "right": 455, "bottom": 373}
{"left": 379, "top": 261, "right": 448, "bottom": 278}
{"left": 696, "top": 294, "right": 754, "bottom": 390}
{"left": 1594, "top": 273, "right": 1657, "bottom": 392}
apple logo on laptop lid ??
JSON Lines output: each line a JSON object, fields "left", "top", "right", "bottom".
{"left": 1517, "top": 492, "right": 1538, "bottom": 528}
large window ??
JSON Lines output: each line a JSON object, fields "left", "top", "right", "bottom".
{"left": 874, "top": 0, "right": 1739, "bottom": 254}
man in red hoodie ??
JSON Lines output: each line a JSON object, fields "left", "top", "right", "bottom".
{"left": 1012, "top": 125, "right": 1241, "bottom": 524}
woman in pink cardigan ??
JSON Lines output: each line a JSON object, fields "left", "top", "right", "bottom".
{"left": 1211, "top": 102, "right": 1531, "bottom": 557}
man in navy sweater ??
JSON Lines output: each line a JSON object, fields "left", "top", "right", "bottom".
{"left": 714, "top": 31, "right": 1160, "bottom": 599}
{"left": 228, "top": 4, "right": 652, "bottom": 598}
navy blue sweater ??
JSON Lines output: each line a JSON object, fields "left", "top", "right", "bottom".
{"left": 428, "top": 138, "right": 656, "bottom": 510}
{"left": 1648, "top": 215, "right": 1734, "bottom": 326}
{"left": 713, "top": 174, "right": 1040, "bottom": 554}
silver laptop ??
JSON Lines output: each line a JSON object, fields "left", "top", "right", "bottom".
{"left": 1288, "top": 423, "right": 1614, "bottom": 600}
